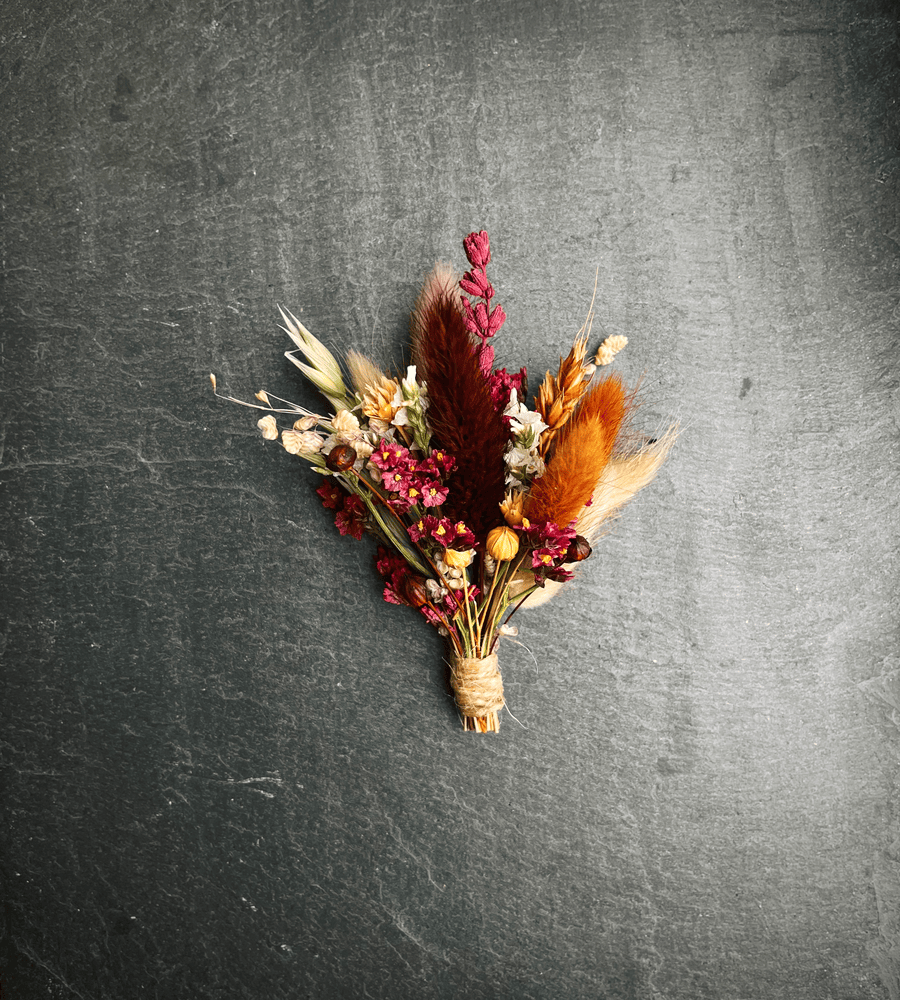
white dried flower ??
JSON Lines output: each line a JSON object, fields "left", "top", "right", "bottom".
{"left": 400, "top": 366, "right": 426, "bottom": 405}
{"left": 302, "top": 432, "right": 325, "bottom": 452}
{"left": 281, "top": 430, "right": 303, "bottom": 454}
{"left": 367, "top": 417, "right": 392, "bottom": 436}
{"left": 281, "top": 429, "right": 325, "bottom": 455}
{"left": 293, "top": 415, "right": 318, "bottom": 431}
{"left": 257, "top": 415, "right": 278, "bottom": 440}
{"left": 331, "top": 409, "right": 361, "bottom": 439}
{"left": 504, "top": 389, "right": 548, "bottom": 438}
{"left": 504, "top": 444, "right": 545, "bottom": 485}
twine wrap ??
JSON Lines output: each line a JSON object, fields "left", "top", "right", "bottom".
{"left": 449, "top": 653, "right": 505, "bottom": 718}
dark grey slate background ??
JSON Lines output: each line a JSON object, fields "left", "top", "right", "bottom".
{"left": 2, "top": 1, "right": 898, "bottom": 998}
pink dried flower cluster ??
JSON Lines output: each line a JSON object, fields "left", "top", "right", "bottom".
{"left": 369, "top": 438, "right": 454, "bottom": 514}
{"left": 408, "top": 514, "right": 476, "bottom": 550}
{"left": 517, "top": 519, "right": 578, "bottom": 585}
{"left": 375, "top": 543, "right": 477, "bottom": 638}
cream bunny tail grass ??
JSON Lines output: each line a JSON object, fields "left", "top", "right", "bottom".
{"left": 577, "top": 423, "right": 679, "bottom": 542}
{"left": 513, "top": 423, "right": 678, "bottom": 610}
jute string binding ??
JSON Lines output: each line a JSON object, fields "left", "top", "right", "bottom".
{"left": 449, "top": 653, "right": 505, "bottom": 726}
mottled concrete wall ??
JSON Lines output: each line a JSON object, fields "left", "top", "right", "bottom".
{"left": 2, "top": 1, "right": 898, "bottom": 998}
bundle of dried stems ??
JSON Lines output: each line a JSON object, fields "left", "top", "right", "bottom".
{"left": 213, "top": 231, "right": 676, "bottom": 732}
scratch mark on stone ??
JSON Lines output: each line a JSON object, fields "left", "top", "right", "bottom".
{"left": 384, "top": 815, "right": 445, "bottom": 893}
{"left": 14, "top": 940, "right": 90, "bottom": 1000}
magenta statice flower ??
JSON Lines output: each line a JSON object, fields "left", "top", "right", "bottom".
{"left": 371, "top": 439, "right": 409, "bottom": 470}
{"left": 381, "top": 467, "right": 411, "bottom": 492}
{"left": 489, "top": 367, "right": 528, "bottom": 410}
{"left": 449, "top": 521, "right": 476, "bottom": 548}
{"left": 420, "top": 481, "right": 449, "bottom": 508}
{"left": 429, "top": 449, "right": 455, "bottom": 475}
{"left": 416, "top": 450, "right": 456, "bottom": 478}
{"left": 429, "top": 517, "right": 456, "bottom": 545}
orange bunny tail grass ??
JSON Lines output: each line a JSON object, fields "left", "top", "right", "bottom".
{"left": 525, "top": 374, "right": 629, "bottom": 528}
{"left": 410, "top": 265, "right": 509, "bottom": 536}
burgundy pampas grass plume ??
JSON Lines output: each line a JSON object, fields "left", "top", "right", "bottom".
{"left": 410, "top": 265, "right": 508, "bottom": 535}
{"left": 525, "top": 374, "right": 628, "bottom": 529}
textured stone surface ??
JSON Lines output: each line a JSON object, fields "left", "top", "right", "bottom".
{"left": 2, "top": 1, "right": 898, "bottom": 998}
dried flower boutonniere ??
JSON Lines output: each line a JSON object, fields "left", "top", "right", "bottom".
{"left": 212, "top": 231, "right": 676, "bottom": 732}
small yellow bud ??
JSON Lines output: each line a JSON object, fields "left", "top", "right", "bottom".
{"left": 255, "top": 390, "right": 270, "bottom": 404}
{"left": 486, "top": 526, "right": 519, "bottom": 562}
{"left": 209, "top": 373, "right": 217, "bottom": 390}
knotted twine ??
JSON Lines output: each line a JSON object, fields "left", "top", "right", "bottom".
{"left": 449, "top": 653, "right": 505, "bottom": 719}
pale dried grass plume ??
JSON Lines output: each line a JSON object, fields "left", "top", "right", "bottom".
{"left": 595, "top": 335, "right": 628, "bottom": 367}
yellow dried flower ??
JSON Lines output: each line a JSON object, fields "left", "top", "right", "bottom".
{"left": 257, "top": 415, "right": 278, "bottom": 440}
{"left": 486, "top": 526, "right": 520, "bottom": 562}
{"left": 360, "top": 375, "right": 401, "bottom": 422}
{"left": 594, "top": 335, "right": 628, "bottom": 366}
{"left": 443, "top": 547, "right": 475, "bottom": 569}
{"left": 293, "top": 415, "right": 318, "bottom": 431}
{"left": 499, "top": 491, "right": 525, "bottom": 527}
{"left": 255, "top": 390, "right": 271, "bottom": 404}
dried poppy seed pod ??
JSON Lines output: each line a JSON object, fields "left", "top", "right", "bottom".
{"left": 565, "top": 535, "right": 592, "bottom": 563}
{"left": 400, "top": 574, "right": 429, "bottom": 608}
{"left": 325, "top": 444, "right": 357, "bottom": 471}
{"left": 486, "top": 525, "right": 519, "bottom": 562}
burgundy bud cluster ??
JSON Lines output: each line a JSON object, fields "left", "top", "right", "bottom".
{"left": 459, "top": 230, "right": 527, "bottom": 411}
{"left": 459, "top": 230, "right": 507, "bottom": 371}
